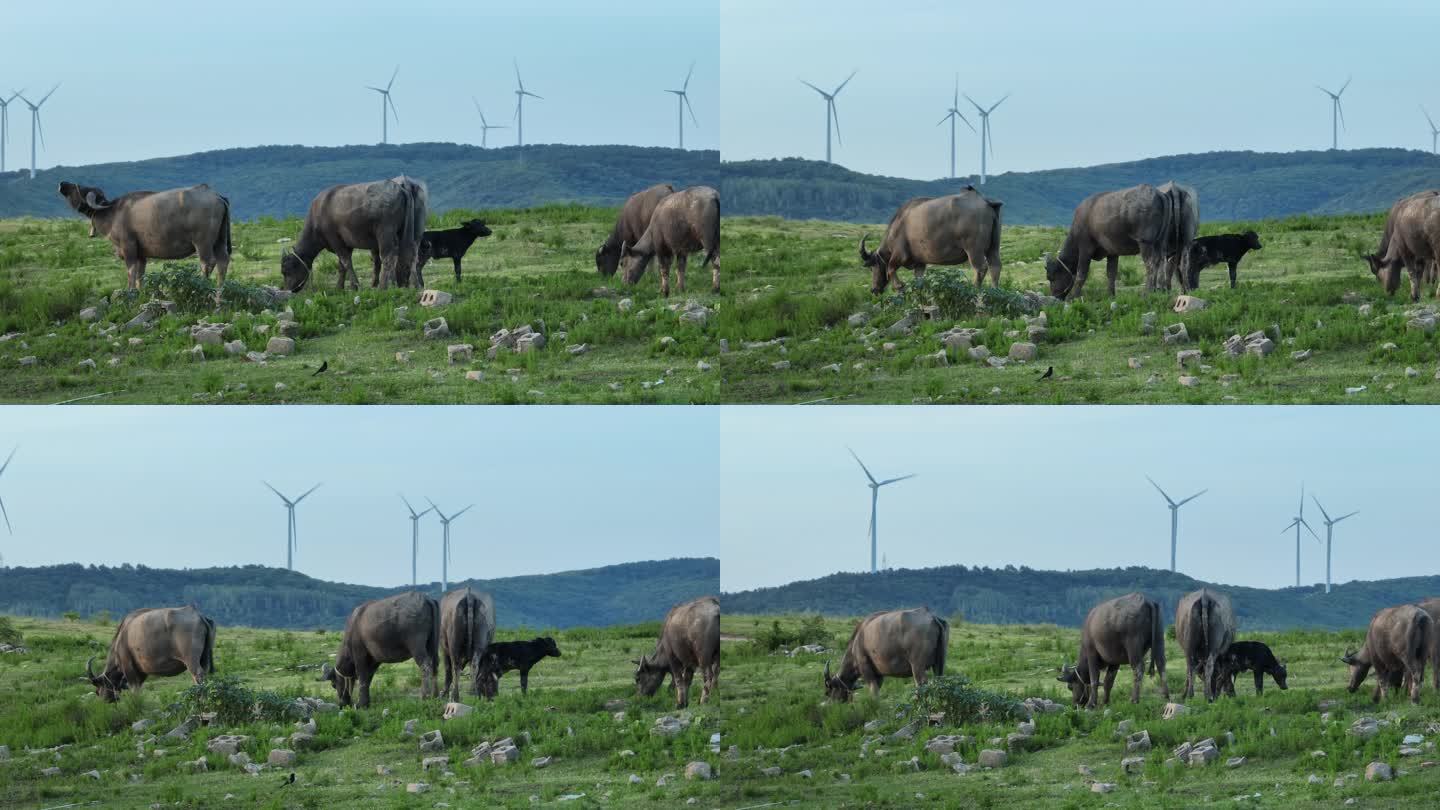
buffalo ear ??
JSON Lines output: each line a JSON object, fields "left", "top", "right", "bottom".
{"left": 620, "top": 242, "right": 632, "bottom": 258}
{"left": 319, "top": 663, "right": 335, "bottom": 682}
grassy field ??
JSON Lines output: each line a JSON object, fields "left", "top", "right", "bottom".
{"left": 0, "top": 205, "right": 721, "bottom": 404}
{"left": 0, "top": 615, "right": 730, "bottom": 809}
{"left": 718, "top": 211, "right": 1440, "bottom": 404}
{"left": 723, "top": 613, "right": 1440, "bottom": 808}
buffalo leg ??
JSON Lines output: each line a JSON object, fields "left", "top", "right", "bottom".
{"left": 707, "top": 250, "right": 720, "bottom": 293}
{"left": 659, "top": 255, "right": 672, "bottom": 298}
{"left": 334, "top": 247, "right": 356, "bottom": 292}
{"left": 885, "top": 257, "right": 904, "bottom": 295}
{"left": 1083, "top": 657, "right": 1101, "bottom": 709}
{"left": 357, "top": 664, "right": 375, "bottom": 709}
{"left": 128, "top": 256, "right": 148, "bottom": 291}
{"left": 1408, "top": 264, "right": 1423, "bottom": 303}
{"left": 1069, "top": 248, "right": 1094, "bottom": 298}
{"left": 1129, "top": 654, "right": 1145, "bottom": 704}
{"left": 700, "top": 662, "right": 717, "bottom": 704}
{"left": 972, "top": 253, "right": 987, "bottom": 288}
{"left": 1411, "top": 663, "right": 1425, "bottom": 704}
{"left": 451, "top": 256, "right": 462, "bottom": 282}
{"left": 442, "top": 652, "right": 455, "bottom": 702}
{"left": 1097, "top": 666, "right": 1115, "bottom": 705}
{"left": 1254, "top": 670, "right": 1264, "bottom": 695}
{"left": 1183, "top": 658, "right": 1195, "bottom": 700}
{"left": 674, "top": 665, "right": 693, "bottom": 708}
{"left": 1228, "top": 261, "right": 1238, "bottom": 289}
{"left": 675, "top": 253, "right": 688, "bottom": 294}
{"left": 519, "top": 666, "right": 530, "bottom": 695}
{"left": 1203, "top": 655, "right": 1218, "bottom": 702}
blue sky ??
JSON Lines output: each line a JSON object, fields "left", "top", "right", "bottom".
{"left": 721, "top": 407, "right": 1437, "bottom": 593}
{"left": 721, "top": 0, "right": 1440, "bottom": 179}
{"left": 3, "top": 0, "right": 718, "bottom": 169}
{"left": 0, "top": 407, "right": 718, "bottom": 586}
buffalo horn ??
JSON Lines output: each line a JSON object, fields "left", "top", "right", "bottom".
{"left": 86, "top": 656, "right": 98, "bottom": 683}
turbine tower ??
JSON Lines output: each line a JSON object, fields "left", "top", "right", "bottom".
{"left": 1280, "top": 484, "right": 1320, "bottom": 588}
{"left": 1316, "top": 77, "right": 1350, "bottom": 150}
{"left": 964, "top": 93, "right": 1009, "bottom": 185}
{"left": 0, "top": 90, "right": 22, "bottom": 174}
{"left": 847, "top": 447, "right": 915, "bottom": 575}
{"left": 1146, "top": 476, "right": 1207, "bottom": 572}
{"left": 18, "top": 84, "right": 58, "bottom": 180}
{"left": 799, "top": 70, "right": 855, "bottom": 164}
{"left": 427, "top": 499, "right": 474, "bottom": 594}
{"left": 262, "top": 481, "right": 321, "bottom": 571}
{"left": 666, "top": 62, "right": 698, "bottom": 149}
{"left": 1424, "top": 106, "right": 1439, "bottom": 155}
{"left": 1311, "top": 494, "right": 1358, "bottom": 594}
{"left": 936, "top": 75, "right": 974, "bottom": 180}
{"left": 366, "top": 66, "right": 400, "bottom": 145}
{"left": 472, "top": 98, "right": 507, "bottom": 148}
{"left": 401, "top": 496, "right": 434, "bottom": 588}
{"left": 0, "top": 446, "right": 17, "bottom": 535}
{"left": 513, "top": 61, "right": 542, "bottom": 149}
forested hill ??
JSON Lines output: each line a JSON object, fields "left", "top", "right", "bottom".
{"left": 721, "top": 148, "right": 1440, "bottom": 225}
{"left": 0, "top": 557, "right": 718, "bottom": 630}
{"left": 723, "top": 564, "right": 1440, "bottom": 631}
{"left": 0, "top": 143, "right": 719, "bottom": 220}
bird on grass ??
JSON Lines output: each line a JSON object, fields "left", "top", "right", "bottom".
{"left": 279, "top": 772, "right": 295, "bottom": 787}
{"left": 312, "top": 361, "right": 328, "bottom": 376}
{"left": 1038, "top": 366, "right": 1054, "bottom": 381}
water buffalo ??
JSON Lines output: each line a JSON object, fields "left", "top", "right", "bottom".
{"left": 1058, "top": 592, "right": 1169, "bottom": 708}
{"left": 597, "top": 183, "right": 675, "bottom": 277}
{"left": 634, "top": 595, "right": 719, "bottom": 708}
{"left": 1186, "top": 231, "right": 1263, "bottom": 289}
{"left": 823, "top": 606, "right": 948, "bottom": 702}
{"left": 1366, "top": 190, "right": 1440, "bottom": 302}
{"left": 479, "top": 637, "right": 562, "bottom": 696}
{"left": 321, "top": 591, "right": 439, "bottom": 708}
{"left": 859, "top": 187, "right": 1003, "bottom": 295}
{"left": 86, "top": 605, "right": 216, "bottom": 702}
{"left": 281, "top": 176, "right": 428, "bottom": 293}
{"left": 1174, "top": 588, "right": 1236, "bottom": 701}
{"left": 418, "top": 219, "right": 492, "bottom": 283}
{"left": 620, "top": 185, "right": 720, "bottom": 297}
{"left": 1341, "top": 604, "right": 1431, "bottom": 704}
{"left": 57, "top": 182, "right": 231, "bottom": 301}
{"left": 1045, "top": 182, "right": 1198, "bottom": 299}
{"left": 1213, "top": 640, "right": 1287, "bottom": 696}
{"left": 1417, "top": 597, "right": 1440, "bottom": 690}
{"left": 439, "top": 587, "right": 495, "bottom": 702}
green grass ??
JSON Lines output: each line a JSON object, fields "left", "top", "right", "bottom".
{"left": 723, "top": 613, "right": 1440, "bottom": 808}
{"left": 0, "top": 204, "right": 721, "bottom": 404}
{"left": 718, "top": 211, "right": 1440, "bottom": 403}
{"left": 0, "top": 616, "right": 731, "bottom": 808}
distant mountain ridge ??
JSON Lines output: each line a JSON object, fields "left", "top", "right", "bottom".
{"left": 0, "top": 143, "right": 719, "bottom": 220}
{"left": 722, "top": 564, "right": 1440, "bottom": 631}
{"left": 0, "top": 557, "right": 719, "bottom": 630}
{"left": 721, "top": 148, "right": 1440, "bottom": 225}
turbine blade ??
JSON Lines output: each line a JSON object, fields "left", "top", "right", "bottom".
{"left": 1425, "top": 106, "right": 1438, "bottom": 132}
{"left": 37, "top": 83, "right": 59, "bottom": 106}
{"left": 262, "top": 481, "right": 290, "bottom": 504}
{"left": 937, "top": 111, "right": 952, "bottom": 128}
{"left": 366, "top": 86, "right": 385, "bottom": 93}
{"left": 0, "top": 446, "right": 15, "bottom": 477}
{"left": 956, "top": 110, "right": 975, "bottom": 132}
{"left": 847, "top": 447, "right": 878, "bottom": 485}
{"left": 452, "top": 504, "right": 475, "bottom": 520}
{"left": 386, "top": 65, "right": 399, "bottom": 92}
{"left": 1315, "top": 85, "right": 1333, "bottom": 97}
{"left": 832, "top": 69, "right": 857, "bottom": 96}
{"left": 1145, "top": 476, "right": 1177, "bottom": 507}
{"left": 953, "top": 73, "right": 959, "bottom": 108}
{"left": 986, "top": 118, "right": 995, "bottom": 159}
{"left": 0, "top": 495, "right": 10, "bottom": 535}
{"left": 1335, "top": 510, "right": 1359, "bottom": 523}
{"left": 988, "top": 93, "right": 1010, "bottom": 114}
{"left": 1338, "top": 75, "right": 1351, "bottom": 95}
{"left": 514, "top": 60, "right": 524, "bottom": 91}
{"left": 525, "top": 91, "right": 543, "bottom": 100}
{"left": 877, "top": 474, "right": 916, "bottom": 486}
{"left": 294, "top": 483, "right": 322, "bottom": 504}
{"left": 426, "top": 497, "right": 447, "bottom": 521}
{"left": 799, "top": 79, "right": 827, "bottom": 97}
{"left": 1310, "top": 495, "right": 1332, "bottom": 524}
{"left": 831, "top": 101, "right": 843, "bottom": 146}
{"left": 1176, "top": 489, "right": 1207, "bottom": 507}
{"left": 387, "top": 94, "right": 399, "bottom": 123}
{"left": 963, "top": 93, "right": 985, "bottom": 114}
{"left": 683, "top": 61, "right": 695, "bottom": 91}
{"left": 684, "top": 93, "right": 698, "bottom": 127}
{"left": 1281, "top": 520, "right": 1298, "bottom": 534}
{"left": 1337, "top": 99, "right": 1346, "bottom": 131}
{"left": 401, "top": 494, "right": 418, "bottom": 516}
{"left": 35, "top": 113, "right": 45, "bottom": 150}
{"left": 1301, "top": 518, "right": 1321, "bottom": 542}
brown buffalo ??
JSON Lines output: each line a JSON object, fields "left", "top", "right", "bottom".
{"left": 439, "top": 587, "right": 495, "bottom": 702}
{"left": 859, "top": 187, "right": 1003, "bottom": 294}
{"left": 823, "top": 606, "right": 948, "bottom": 701}
{"left": 1058, "top": 592, "right": 1169, "bottom": 708}
{"left": 1341, "top": 604, "right": 1431, "bottom": 704}
{"left": 86, "top": 605, "right": 216, "bottom": 702}
{"left": 281, "top": 176, "right": 428, "bottom": 293}
{"left": 1174, "top": 588, "right": 1236, "bottom": 701}
{"left": 1366, "top": 190, "right": 1440, "bottom": 301}
{"left": 620, "top": 185, "right": 720, "bottom": 297}
{"left": 321, "top": 591, "right": 439, "bottom": 708}
{"left": 1045, "top": 182, "right": 1198, "bottom": 299}
{"left": 597, "top": 184, "right": 675, "bottom": 277}
{"left": 634, "top": 595, "right": 719, "bottom": 708}
{"left": 1419, "top": 598, "right": 1440, "bottom": 690}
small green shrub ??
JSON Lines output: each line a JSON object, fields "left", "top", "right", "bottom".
{"left": 62, "top": 611, "right": 80, "bottom": 623}
{"left": 906, "top": 268, "right": 1039, "bottom": 319}
{"left": 169, "top": 675, "right": 303, "bottom": 725}
{"left": 904, "top": 674, "right": 1028, "bottom": 725}
{"left": 0, "top": 616, "right": 22, "bottom": 646}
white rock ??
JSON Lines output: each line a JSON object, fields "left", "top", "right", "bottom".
{"left": 420, "top": 290, "right": 453, "bottom": 307}
{"left": 265, "top": 337, "right": 295, "bottom": 356}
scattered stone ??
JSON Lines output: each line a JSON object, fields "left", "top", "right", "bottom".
{"left": 977, "top": 749, "right": 1007, "bottom": 768}
{"left": 797, "top": 769, "right": 813, "bottom": 779}
{"left": 628, "top": 774, "right": 643, "bottom": 784}
{"left": 651, "top": 715, "right": 690, "bottom": 737}
{"left": 419, "top": 730, "right": 445, "bottom": 753}
{"left": 166, "top": 718, "right": 199, "bottom": 741}
{"left": 1126, "top": 730, "right": 1152, "bottom": 753}
{"left": 1162, "top": 703, "right": 1188, "bottom": 720}
{"left": 17, "top": 356, "right": 37, "bottom": 367}
{"left": 1178, "top": 375, "right": 1199, "bottom": 387}
{"left": 848, "top": 312, "right": 870, "bottom": 328}
{"left": 40, "top": 766, "right": 62, "bottom": 777}
{"left": 1122, "top": 756, "right": 1145, "bottom": 774}
{"left": 1408, "top": 314, "right": 1437, "bottom": 334}
{"left": 887, "top": 313, "right": 917, "bottom": 337}
{"left": 772, "top": 360, "right": 790, "bottom": 370}
{"left": 1308, "top": 774, "right": 1324, "bottom": 785}
{"left": 685, "top": 761, "right": 713, "bottom": 780}
{"left": 1172, "top": 295, "right": 1208, "bottom": 313}
{"left": 1407, "top": 367, "right": 1420, "bottom": 378}
{"left": 443, "top": 702, "right": 473, "bottom": 720}
{"left": 446, "top": 344, "right": 473, "bottom": 365}
{"left": 568, "top": 343, "right": 590, "bottom": 356}
{"left": 1292, "top": 349, "right": 1312, "bottom": 362}
{"left": 1162, "top": 323, "right": 1189, "bottom": 344}
{"left": 1128, "top": 357, "right": 1143, "bottom": 369}
{"left": 491, "top": 744, "right": 519, "bottom": 765}
{"left": 423, "top": 317, "right": 450, "bottom": 339}
{"left": 422, "top": 755, "right": 449, "bottom": 771}
{"left": 617, "top": 298, "right": 634, "bottom": 312}
{"left": 179, "top": 758, "right": 207, "bottom": 774}
{"left": 1366, "top": 761, "right": 1393, "bottom": 781}
{"left": 407, "top": 782, "right": 430, "bottom": 794}
{"left": 265, "top": 337, "right": 295, "bottom": 356}
{"left": 1008, "top": 342, "right": 1037, "bottom": 362}
{"left": 206, "top": 735, "right": 249, "bottom": 756}
{"left": 1092, "top": 782, "right": 1116, "bottom": 793}
{"left": 920, "top": 349, "right": 949, "bottom": 367}
{"left": 967, "top": 345, "right": 991, "bottom": 362}
{"left": 532, "top": 756, "right": 552, "bottom": 769}
{"left": 1140, "top": 311, "right": 1158, "bottom": 335}
{"left": 277, "top": 320, "right": 301, "bottom": 338}
{"left": 1177, "top": 349, "right": 1203, "bottom": 367}
{"left": 1346, "top": 385, "right": 1367, "bottom": 396}
{"left": 1227, "top": 756, "right": 1246, "bottom": 768}
{"left": 131, "top": 719, "right": 153, "bottom": 733}
{"left": 1188, "top": 746, "right": 1218, "bottom": 767}
{"left": 268, "top": 749, "right": 296, "bottom": 767}
{"left": 761, "top": 766, "right": 782, "bottom": 777}
{"left": 420, "top": 290, "right": 452, "bottom": 307}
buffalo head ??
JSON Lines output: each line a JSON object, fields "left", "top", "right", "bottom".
{"left": 1056, "top": 661, "right": 1088, "bottom": 706}
{"left": 319, "top": 661, "right": 355, "bottom": 706}
{"left": 632, "top": 654, "right": 667, "bottom": 697}
{"left": 57, "top": 181, "right": 111, "bottom": 237}
{"left": 859, "top": 235, "right": 891, "bottom": 295}
{"left": 1272, "top": 660, "right": 1289, "bottom": 690}
{"left": 1365, "top": 253, "right": 1404, "bottom": 296}
{"left": 280, "top": 250, "right": 311, "bottom": 293}
{"left": 596, "top": 242, "right": 622, "bottom": 277}
{"left": 1242, "top": 231, "right": 1263, "bottom": 251}
{"left": 86, "top": 655, "right": 125, "bottom": 702}
{"left": 619, "top": 242, "right": 653, "bottom": 286}
{"left": 1340, "top": 648, "right": 1370, "bottom": 693}
{"left": 822, "top": 659, "right": 857, "bottom": 702}
{"left": 1044, "top": 252, "right": 1075, "bottom": 299}
{"left": 462, "top": 219, "right": 493, "bottom": 239}
{"left": 537, "top": 637, "right": 562, "bottom": 659}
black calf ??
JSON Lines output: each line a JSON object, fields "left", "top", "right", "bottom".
{"left": 418, "top": 219, "right": 493, "bottom": 282}
{"left": 1187, "top": 231, "right": 1263, "bottom": 289}
{"left": 478, "top": 637, "right": 561, "bottom": 695}
{"left": 1214, "top": 640, "right": 1287, "bottom": 696}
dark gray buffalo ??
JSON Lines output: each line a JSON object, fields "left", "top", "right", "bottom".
{"left": 597, "top": 183, "right": 675, "bottom": 277}
{"left": 1059, "top": 592, "right": 1169, "bottom": 708}
{"left": 321, "top": 591, "right": 439, "bottom": 708}
{"left": 1341, "top": 604, "right": 1431, "bottom": 704}
{"left": 1174, "top": 588, "right": 1236, "bottom": 701}
{"left": 439, "top": 587, "right": 495, "bottom": 701}
{"left": 634, "top": 595, "right": 720, "bottom": 708}
{"left": 860, "top": 187, "right": 1003, "bottom": 295}
{"left": 1045, "top": 182, "right": 1198, "bottom": 299}
{"left": 1366, "top": 190, "right": 1440, "bottom": 302}
{"left": 620, "top": 185, "right": 720, "bottom": 297}
{"left": 86, "top": 605, "right": 216, "bottom": 702}
{"left": 823, "top": 606, "right": 948, "bottom": 701}
{"left": 57, "top": 182, "right": 231, "bottom": 300}
{"left": 281, "top": 176, "right": 428, "bottom": 293}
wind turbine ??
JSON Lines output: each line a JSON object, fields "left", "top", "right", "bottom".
{"left": 0, "top": 89, "right": 21, "bottom": 174}
{"left": 936, "top": 75, "right": 974, "bottom": 179}
{"left": 666, "top": 62, "right": 699, "bottom": 149}
{"left": 262, "top": 481, "right": 321, "bottom": 571}
{"left": 401, "top": 496, "right": 434, "bottom": 588}
{"left": 472, "top": 98, "right": 507, "bottom": 148}
{"left": 963, "top": 93, "right": 1008, "bottom": 185}
{"left": 1145, "top": 476, "right": 1207, "bottom": 572}
{"left": 1280, "top": 484, "right": 1321, "bottom": 588}
{"left": 1311, "top": 495, "right": 1358, "bottom": 594}
{"left": 427, "top": 499, "right": 474, "bottom": 593}
{"left": 17, "top": 84, "right": 58, "bottom": 180}
{"left": 0, "top": 446, "right": 16, "bottom": 535}
{"left": 512, "top": 61, "right": 542, "bottom": 149}
{"left": 847, "top": 447, "right": 915, "bottom": 575}
{"left": 1424, "top": 106, "right": 1439, "bottom": 155}
{"left": 1315, "top": 77, "right": 1350, "bottom": 150}
{"left": 366, "top": 66, "right": 400, "bottom": 145}
{"left": 799, "top": 70, "right": 856, "bottom": 164}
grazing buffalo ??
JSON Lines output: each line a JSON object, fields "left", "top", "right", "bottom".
{"left": 1174, "top": 588, "right": 1236, "bottom": 701}
{"left": 1417, "top": 597, "right": 1440, "bottom": 690}
{"left": 418, "top": 220, "right": 492, "bottom": 282}
{"left": 281, "top": 176, "right": 428, "bottom": 293}
{"left": 439, "top": 587, "right": 495, "bottom": 702}
{"left": 57, "top": 182, "right": 231, "bottom": 301}
{"left": 1058, "top": 592, "right": 1169, "bottom": 708}
{"left": 859, "top": 187, "right": 1003, "bottom": 295}
{"left": 823, "top": 606, "right": 948, "bottom": 702}
{"left": 479, "top": 637, "right": 563, "bottom": 696}
{"left": 86, "top": 605, "right": 216, "bottom": 702}
{"left": 1045, "top": 182, "right": 1198, "bottom": 299}
{"left": 1186, "top": 231, "right": 1263, "bottom": 289}
{"left": 321, "top": 591, "right": 439, "bottom": 708}
{"left": 620, "top": 186, "right": 720, "bottom": 297}
{"left": 597, "top": 183, "right": 675, "bottom": 277}
{"left": 1341, "top": 604, "right": 1431, "bottom": 704}
{"left": 1213, "top": 640, "right": 1287, "bottom": 696}
{"left": 634, "top": 595, "right": 720, "bottom": 708}
{"left": 1366, "top": 190, "right": 1440, "bottom": 302}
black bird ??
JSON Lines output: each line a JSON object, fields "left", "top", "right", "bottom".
{"left": 279, "top": 772, "right": 295, "bottom": 787}
{"left": 312, "top": 361, "right": 328, "bottom": 376}
{"left": 1038, "top": 366, "right": 1054, "bottom": 381}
